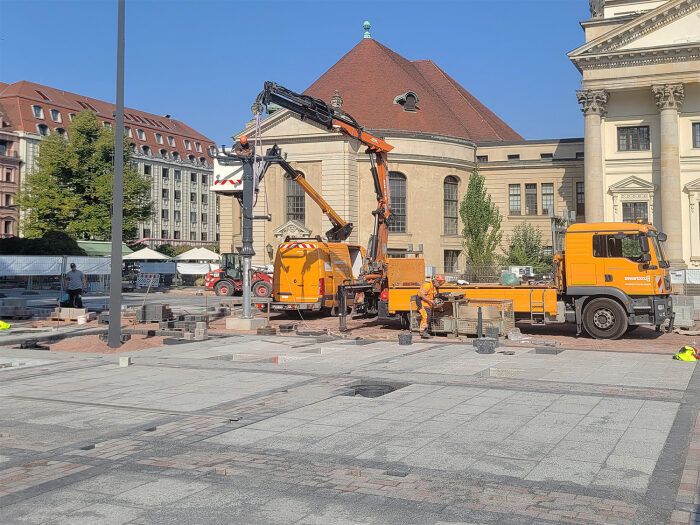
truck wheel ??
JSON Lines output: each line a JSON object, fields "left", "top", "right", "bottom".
{"left": 252, "top": 281, "right": 272, "bottom": 298}
{"left": 583, "top": 298, "right": 628, "bottom": 340}
{"left": 214, "top": 281, "right": 234, "bottom": 297}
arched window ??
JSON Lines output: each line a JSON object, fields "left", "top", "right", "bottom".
{"left": 36, "top": 124, "right": 49, "bottom": 136}
{"left": 160, "top": 148, "right": 168, "bottom": 158}
{"left": 286, "top": 172, "right": 305, "bottom": 223}
{"left": 172, "top": 151, "right": 179, "bottom": 160}
{"left": 388, "top": 172, "right": 406, "bottom": 233}
{"left": 142, "top": 145, "right": 150, "bottom": 156}
{"left": 443, "top": 176, "right": 459, "bottom": 235}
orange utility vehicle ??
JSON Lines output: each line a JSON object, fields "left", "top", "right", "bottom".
{"left": 382, "top": 222, "right": 674, "bottom": 339}
{"left": 272, "top": 240, "right": 364, "bottom": 313}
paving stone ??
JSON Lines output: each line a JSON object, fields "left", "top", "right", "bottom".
{"left": 525, "top": 457, "right": 602, "bottom": 485}
{"left": 115, "top": 478, "right": 210, "bottom": 506}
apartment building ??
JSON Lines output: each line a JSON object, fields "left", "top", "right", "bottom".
{"left": 0, "top": 95, "right": 21, "bottom": 238}
{"left": 0, "top": 81, "right": 219, "bottom": 243}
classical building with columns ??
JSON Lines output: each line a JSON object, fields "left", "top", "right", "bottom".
{"left": 219, "top": 26, "right": 585, "bottom": 272}
{"left": 569, "top": 0, "right": 700, "bottom": 267}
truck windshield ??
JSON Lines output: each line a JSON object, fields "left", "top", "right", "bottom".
{"left": 592, "top": 233, "right": 644, "bottom": 262}
{"left": 649, "top": 232, "right": 669, "bottom": 268}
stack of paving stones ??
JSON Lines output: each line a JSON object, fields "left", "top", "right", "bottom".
{"left": 135, "top": 304, "right": 173, "bottom": 323}
{"left": 0, "top": 298, "right": 33, "bottom": 319}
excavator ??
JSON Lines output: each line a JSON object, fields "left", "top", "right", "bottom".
{"left": 252, "top": 82, "right": 398, "bottom": 320}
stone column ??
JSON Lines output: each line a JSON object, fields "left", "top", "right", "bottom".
{"left": 652, "top": 83, "right": 685, "bottom": 266}
{"left": 576, "top": 89, "right": 609, "bottom": 223}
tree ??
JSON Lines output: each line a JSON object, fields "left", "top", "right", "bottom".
{"left": 0, "top": 231, "right": 86, "bottom": 255}
{"left": 459, "top": 168, "right": 502, "bottom": 267}
{"left": 503, "top": 222, "right": 551, "bottom": 268}
{"left": 18, "top": 111, "right": 152, "bottom": 241}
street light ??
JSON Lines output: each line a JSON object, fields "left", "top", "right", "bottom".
{"left": 266, "top": 243, "right": 273, "bottom": 261}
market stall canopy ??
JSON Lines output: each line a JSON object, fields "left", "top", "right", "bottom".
{"left": 77, "top": 241, "right": 133, "bottom": 257}
{"left": 174, "top": 247, "right": 220, "bottom": 262}
{"left": 123, "top": 247, "right": 172, "bottom": 260}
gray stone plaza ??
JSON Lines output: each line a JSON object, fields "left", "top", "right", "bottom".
{"left": 1, "top": 335, "right": 699, "bottom": 523}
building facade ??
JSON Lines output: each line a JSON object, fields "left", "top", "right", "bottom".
{"left": 219, "top": 28, "right": 584, "bottom": 273}
{"left": 0, "top": 100, "right": 21, "bottom": 238}
{"left": 569, "top": 0, "right": 700, "bottom": 267}
{"left": 0, "top": 81, "right": 218, "bottom": 244}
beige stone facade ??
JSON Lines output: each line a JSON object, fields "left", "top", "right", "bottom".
{"left": 570, "top": 0, "right": 700, "bottom": 267}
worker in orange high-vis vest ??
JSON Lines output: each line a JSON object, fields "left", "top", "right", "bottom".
{"left": 416, "top": 274, "right": 446, "bottom": 339}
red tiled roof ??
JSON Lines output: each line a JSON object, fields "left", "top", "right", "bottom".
{"left": 0, "top": 80, "right": 215, "bottom": 158}
{"left": 304, "top": 39, "right": 522, "bottom": 143}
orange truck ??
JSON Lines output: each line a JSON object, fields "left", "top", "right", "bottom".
{"left": 381, "top": 222, "right": 674, "bottom": 339}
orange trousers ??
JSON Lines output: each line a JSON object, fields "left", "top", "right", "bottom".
{"left": 418, "top": 305, "right": 432, "bottom": 333}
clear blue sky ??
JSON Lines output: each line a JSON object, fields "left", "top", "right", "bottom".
{"left": 1, "top": 0, "right": 590, "bottom": 145}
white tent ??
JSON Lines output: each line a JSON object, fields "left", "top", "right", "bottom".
{"left": 123, "top": 247, "right": 172, "bottom": 260}
{"left": 174, "top": 247, "right": 220, "bottom": 262}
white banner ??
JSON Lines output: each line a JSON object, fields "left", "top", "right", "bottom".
{"left": 176, "top": 262, "right": 218, "bottom": 275}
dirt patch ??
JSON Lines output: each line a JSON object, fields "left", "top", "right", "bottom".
{"left": 49, "top": 334, "right": 167, "bottom": 354}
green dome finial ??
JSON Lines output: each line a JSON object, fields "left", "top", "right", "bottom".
{"left": 363, "top": 21, "right": 371, "bottom": 39}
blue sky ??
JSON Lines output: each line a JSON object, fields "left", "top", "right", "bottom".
{"left": 1, "top": 0, "right": 590, "bottom": 145}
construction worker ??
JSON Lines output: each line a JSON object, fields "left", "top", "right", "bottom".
{"left": 416, "top": 274, "right": 446, "bottom": 339}
{"left": 233, "top": 135, "right": 254, "bottom": 156}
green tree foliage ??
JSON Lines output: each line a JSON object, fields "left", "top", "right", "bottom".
{"left": 18, "top": 111, "right": 152, "bottom": 240}
{"left": 503, "top": 222, "right": 551, "bottom": 268}
{"left": 459, "top": 168, "right": 502, "bottom": 267}
{"left": 0, "top": 231, "right": 86, "bottom": 255}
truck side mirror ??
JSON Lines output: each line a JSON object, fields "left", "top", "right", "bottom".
{"left": 640, "top": 236, "right": 650, "bottom": 253}
{"left": 658, "top": 232, "right": 667, "bottom": 242}
{"left": 641, "top": 253, "right": 651, "bottom": 262}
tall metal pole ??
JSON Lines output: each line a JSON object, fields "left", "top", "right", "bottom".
{"left": 108, "top": 0, "right": 125, "bottom": 348}
{"left": 240, "top": 160, "right": 255, "bottom": 319}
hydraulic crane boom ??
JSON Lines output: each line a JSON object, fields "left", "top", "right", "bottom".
{"left": 255, "top": 82, "right": 394, "bottom": 280}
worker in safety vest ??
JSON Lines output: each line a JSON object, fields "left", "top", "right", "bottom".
{"left": 233, "top": 135, "right": 254, "bottom": 156}
{"left": 416, "top": 274, "right": 446, "bottom": 339}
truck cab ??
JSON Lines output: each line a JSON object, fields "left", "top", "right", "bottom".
{"left": 561, "top": 222, "right": 673, "bottom": 338}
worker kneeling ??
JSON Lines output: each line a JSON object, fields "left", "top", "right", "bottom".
{"left": 416, "top": 274, "right": 446, "bottom": 339}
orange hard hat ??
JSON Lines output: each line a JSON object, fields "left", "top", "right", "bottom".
{"left": 239, "top": 135, "right": 248, "bottom": 145}
{"left": 434, "top": 274, "right": 445, "bottom": 282}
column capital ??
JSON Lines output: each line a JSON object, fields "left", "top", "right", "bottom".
{"left": 576, "top": 89, "right": 609, "bottom": 116}
{"left": 652, "top": 83, "right": 685, "bottom": 111}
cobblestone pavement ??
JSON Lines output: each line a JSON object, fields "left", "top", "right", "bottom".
{"left": 1, "top": 334, "right": 699, "bottom": 524}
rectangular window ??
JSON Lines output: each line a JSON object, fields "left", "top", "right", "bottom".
{"left": 541, "top": 183, "right": 554, "bottom": 216}
{"left": 32, "top": 105, "right": 44, "bottom": 119}
{"left": 143, "top": 164, "right": 151, "bottom": 175}
{"left": 540, "top": 153, "right": 553, "bottom": 160}
{"left": 174, "top": 190, "right": 181, "bottom": 200}
{"left": 443, "top": 178, "right": 459, "bottom": 235}
{"left": 162, "top": 168, "right": 169, "bottom": 179}
{"left": 161, "top": 188, "right": 169, "bottom": 199}
{"left": 507, "top": 154, "right": 520, "bottom": 162}
{"left": 137, "top": 129, "right": 145, "bottom": 140}
{"left": 190, "top": 193, "right": 196, "bottom": 203}
{"left": 69, "top": 113, "right": 76, "bottom": 122}
{"left": 190, "top": 212, "right": 197, "bottom": 223}
{"left": 593, "top": 233, "right": 644, "bottom": 262}
{"left": 161, "top": 209, "right": 168, "bottom": 220}
{"left": 125, "top": 126, "right": 132, "bottom": 138}
{"left": 444, "top": 250, "right": 460, "bottom": 273}
{"left": 525, "top": 183, "right": 537, "bottom": 215}
{"left": 50, "top": 109, "right": 61, "bottom": 122}
{"left": 174, "top": 210, "right": 181, "bottom": 222}
{"left": 174, "top": 170, "right": 181, "bottom": 180}
{"left": 576, "top": 151, "right": 584, "bottom": 159}
{"left": 388, "top": 174, "right": 406, "bottom": 233}
{"left": 143, "top": 228, "right": 151, "bottom": 238}
{"left": 173, "top": 230, "right": 180, "bottom": 240}
{"left": 622, "top": 201, "right": 648, "bottom": 223}
{"left": 693, "top": 123, "right": 700, "bottom": 148}
{"left": 190, "top": 231, "right": 196, "bottom": 240}
{"left": 195, "top": 142, "right": 202, "bottom": 153}
{"left": 201, "top": 232, "right": 207, "bottom": 241}
{"left": 509, "top": 184, "right": 521, "bottom": 216}
{"left": 184, "top": 140, "right": 192, "bottom": 150}
{"left": 201, "top": 174, "right": 207, "bottom": 184}
{"left": 167, "top": 136, "right": 175, "bottom": 147}
{"left": 5, "top": 168, "right": 12, "bottom": 182}
{"left": 5, "top": 194, "right": 13, "bottom": 206}
{"left": 201, "top": 194, "right": 208, "bottom": 204}
{"left": 190, "top": 173, "right": 197, "bottom": 183}
{"left": 155, "top": 133, "right": 164, "bottom": 144}
{"left": 161, "top": 229, "right": 168, "bottom": 238}
{"left": 618, "top": 126, "right": 650, "bottom": 151}
{"left": 202, "top": 213, "right": 208, "bottom": 224}
{"left": 576, "top": 181, "right": 585, "bottom": 218}
{"left": 476, "top": 155, "right": 488, "bottom": 163}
